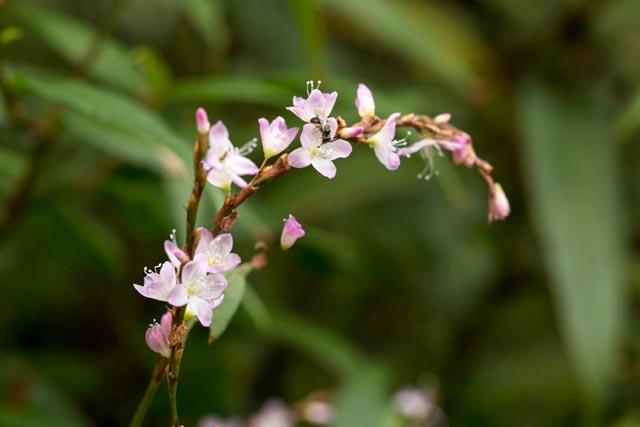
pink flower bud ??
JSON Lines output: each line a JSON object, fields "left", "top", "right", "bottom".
{"left": 145, "top": 311, "right": 172, "bottom": 358}
{"left": 488, "top": 183, "right": 510, "bottom": 222}
{"left": 196, "top": 108, "right": 211, "bottom": 135}
{"left": 355, "top": 83, "right": 375, "bottom": 118}
{"left": 281, "top": 215, "right": 305, "bottom": 250}
{"left": 338, "top": 126, "right": 364, "bottom": 139}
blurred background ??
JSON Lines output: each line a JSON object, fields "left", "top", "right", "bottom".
{"left": 0, "top": 0, "right": 639, "bottom": 426}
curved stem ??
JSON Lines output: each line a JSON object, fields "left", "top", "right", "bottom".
{"left": 129, "top": 358, "right": 168, "bottom": 427}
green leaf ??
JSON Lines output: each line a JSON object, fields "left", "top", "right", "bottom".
{"left": 179, "top": 0, "right": 229, "bottom": 50}
{"left": 284, "top": 0, "right": 326, "bottom": 73}
{"left": 616, "top": 85, "right": 640, "bottom": 138}
{"left": 15, "top": 5, "right": 145, "bottom": 92}
{"left": 209, "top": 266, "right": 250, "bottom": 342}
{"left": 331, "top": 364, "right": 390, "bottom": 427}
{"left": 16, "top": 69, "right": 189, "bottom": 176}
{"left": 519, "top": 83, "right": 625, "bottom": 409}
{"left": 317, "top": 0, "right": 493, "bottom": 93}
{"left": 170, "top": 75, "right": 291, "bottom": 107}
{"left": 269, "top": 309, "right": 363, "bottom": 375}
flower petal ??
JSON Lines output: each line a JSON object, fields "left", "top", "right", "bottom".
{"left": 322, "top": 140, "right": 352, "bottom": 160}
{"left": 206, "top": 168, "right": 232, "bottom": 191}
{"left": 288, "top": 147, "right": 312, "bottom": 168}
{"left": 374, "top": 144, "right": 401, "bottom": 171}
{"left": 167, "top": 284, "right": 188, "bottom": 306}
{"left": 188, "top": 296, "right": 214, "bottom": 327}
{"left": 221, "top": 252, "right": 241, "bottom": 271}
{"left": 300, "top": 124, "right": 322, "bottom": 149}
{"left": 225, "top": 153, "right": 259, "bottom": 176}
{"left": 208, "top": 121, "right": 232, "bottom": 155}
{"left": 311, "top": 158, "right": 337, "bottom": 178}
{"left": 197, "top": 273, "right": 228, "bottom": 300}
{"left": 195, "top": 227, "right": 213, "bottom": 256}
{"left": 211, "top": 234, "right": 233, "bottom": 258}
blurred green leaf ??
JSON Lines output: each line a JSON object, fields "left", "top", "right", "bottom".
{"left": 519, "top": 83, "right": 625, "bottom": 408}
{"left": 171, "top": 75, "right": 291, "bottom": 107}
{"left": 284, "top": 0, "right": 326, "bottom": 73}
{"left": 179, "top": 0, "right": 229, "bottom": 50}
{"left": 332, "top": 364, "right": 390, "bottom": 427}
{"left": 616, "top": 85, "right": 640, "bottom": 138}
{"left": 15, "top": 5, "right": 145, "bottom": 92}
{"left": 209, "top": 266, "right": 250, "bottom": 342}
{"left": 318, "top": 0, "right": 493, "bottom": 93}
{"left": 16, "top": 69, "right": 189, "bottom": 174}
{"left": 242, "top": 285, "right": 273, "bottom": 332}
{"left": 269, "top": 309, "right": 362, "bottom": 375}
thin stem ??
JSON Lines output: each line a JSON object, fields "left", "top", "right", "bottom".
{"left": 129, "top": 358, "right": 168, "bottom": 427}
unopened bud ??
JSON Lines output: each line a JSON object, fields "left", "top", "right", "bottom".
{"left": 338, "top": 126, "right": 364, "bottom": 139}
{"left": 488, "top": 183, "right": 510, "bottom": 222}
{"left": 196, "top": 108, "right": 211, "bottom": 135}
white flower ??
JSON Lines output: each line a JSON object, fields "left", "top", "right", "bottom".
{"left": 194, "top": 228, "right": 241, "bottom": 273}
{"left": 366, "top": 113, "right": 401, "bottom": 170}
{"left": 203, "top": 121, "right": 259, "bottom": 191}
{"left": 167, "top": 255, "right": 228, "bottom": 327}
{"left": 288, "top": 123, "right": 352, "bottom": 178}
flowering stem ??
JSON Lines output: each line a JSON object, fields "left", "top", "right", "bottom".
{"left": 129, "top": 357, "right": 168, "bottom": 427}
{"left": 185, "top": 133, "right": 209, "bottom": 252}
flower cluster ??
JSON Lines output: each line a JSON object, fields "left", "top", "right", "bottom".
{"left": 135, "top": 229, "right": 238, "bottom": 330}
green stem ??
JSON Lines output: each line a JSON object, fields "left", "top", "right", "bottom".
{"left": 167, "top": 308, "right": 190, "bottom": 426}
{"left": 129, "top": 358, "right": 168, "bottom": 427}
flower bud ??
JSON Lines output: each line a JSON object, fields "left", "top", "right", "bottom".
{"left": 434, "top": 112, "right": 451, "bottom": 124}
{"left": 488, "top": 183, "right": 510, "bottom": 222}
{"left": 164, "top": 239, "right": 190, "bottom": 267}
{"left": 338, "top": 126, "right": 364, "bottom": 139}
{"left": 281, "top": 215, "right": 305, "bottom": 250}
{"left": 196, "top": 108, "right": 211, "bottom": 135}
{"left": 355, "top": 83, "right": 375, "bottom": 118}
{"left": 145, "top": 311, "right": 172, "bottom": 358}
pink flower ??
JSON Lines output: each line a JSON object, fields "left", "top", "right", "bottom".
{"left": 366, "top": 113, "right": 401, "bottom": 170}
{"left": 194, "top": 227, "right": 241, "bottom": 273}
{"left": 288, "top": 123, "right": 352, "bottom": 178}
{"left": 249, "top": 399, "right": 294, "bottom": 427}
{"left": 134, "top": 261, "right": 177, "bottom": 302}
{"left": 488, "top": 183, "right": 510, "bottom": 222}
{"left": 164, "top": 230, "right": 189, "bottom": 268}
{"left": 281, "top": 215, "right": 305, "bottom": 250}
{"left": 145, "top": 311, "right": 172, "bottom": 358}
{"left": 196, "top": 108, "right": 210, "bottom": 135}
{"left": 355, "top": 83, "right": 375, "bottom": 118}
{"left": 393, "top": 387, "right": 434, "bottom": 422}
{"left": 259, "top": 116, "right": 298, "bottom": 159}
{"left": 203, "top": 121, "right": 259, "bottom": 191}
{"left": 450, "top": 134, "right": 477, "bottom": 167}
{"left": 287, "top": 83, "right": 337, "bottom": 123}
{"left": 167, "top": 255, "right": 228, "bottom": 327}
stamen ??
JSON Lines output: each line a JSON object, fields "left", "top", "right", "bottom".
{"left": 238, "top": 138, "right": 258, "bottom": 156}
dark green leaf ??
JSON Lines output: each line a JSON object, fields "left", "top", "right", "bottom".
{"left": 519, "top": 83, "right": 625, "bottom": 407}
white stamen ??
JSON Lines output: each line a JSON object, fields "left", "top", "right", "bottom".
{"left": 238, "top": 138, "right": 258, "bottom": 156}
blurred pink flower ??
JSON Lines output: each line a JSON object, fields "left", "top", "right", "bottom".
{"left": 488, "top": 183, "right": 510, "bottom": 222}
{"left": 280, "top": 215, "right": 305, "bottom": 250}
{"left": 249, "top": 399, "right": 294, "bottom": 427}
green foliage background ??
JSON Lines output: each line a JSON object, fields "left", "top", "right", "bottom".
{"left": 0, "top": 0, "right": 639, "bottom": 425}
